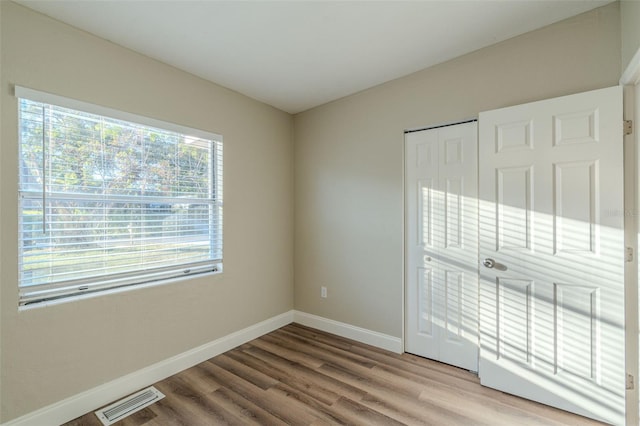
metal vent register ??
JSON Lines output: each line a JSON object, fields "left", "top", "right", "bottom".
{"left": 94, "top": 386, "right": 165, "bottom": 425}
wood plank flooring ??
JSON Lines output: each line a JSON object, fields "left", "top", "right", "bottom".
{"left": 64, "top": 323, "right": 603, "bottom": 425}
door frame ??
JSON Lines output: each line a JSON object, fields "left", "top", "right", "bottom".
{"left": 621, "top": 48, "right": 640, "bottom": 426}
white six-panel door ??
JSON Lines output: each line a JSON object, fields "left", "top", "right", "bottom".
{"left": 405, "top": 122, "right": 479, "bottom": 371}
{"left": 478, "top": 86, "right": 625, "bottom": 424}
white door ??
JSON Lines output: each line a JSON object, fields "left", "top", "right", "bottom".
{"left": 405, "top": 121, "right": 479, "bottom": 371}
{"left": 478, "top": 86, "right": 625, "bottom": 424}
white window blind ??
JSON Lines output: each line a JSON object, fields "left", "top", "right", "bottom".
{"left": 16, "top": 86, "right": 223, "bottom": 305}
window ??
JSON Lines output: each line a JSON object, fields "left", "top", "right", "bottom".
{"left": 16, "top": 87, "right": 223, "bottom": 306}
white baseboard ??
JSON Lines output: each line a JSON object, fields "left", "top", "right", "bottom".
{"left": 292, "top": 310, "right": 403, "bottom": 354}
{"left": 1, "top": 310, "right": 294, "bottom": 426}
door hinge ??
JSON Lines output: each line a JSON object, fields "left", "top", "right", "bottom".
{"left": 627, "top": 373, "right": 635, "bottom": 390}
{"left": 626, "top": 247, "right": 634, "bottom": 263}
{"left": 625, "top": 120, "right": 633, "bottom": 136}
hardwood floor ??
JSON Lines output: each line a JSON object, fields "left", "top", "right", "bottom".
{"left": 65, "top": 323, "right": 603, "bottom": 425}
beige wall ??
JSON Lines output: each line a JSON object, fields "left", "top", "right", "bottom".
{"left": 293, "top": 3, "right": 621, "bottom": 337}
{"left": 0, "top": 2, "right": 293, "bottom": 422}
{"left": 622, "top": 0, "right": 640, "bottom": 73}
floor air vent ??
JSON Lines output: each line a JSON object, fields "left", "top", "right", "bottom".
{"left": 95, "top": 386, "right": 165, "bottom": 425}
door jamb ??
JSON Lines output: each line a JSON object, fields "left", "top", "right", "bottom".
{"left": 621, "top": 49, "right": 640, "bottom": 426}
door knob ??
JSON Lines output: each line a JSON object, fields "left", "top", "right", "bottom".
{"left": 483, "top": 258, "right": 496, "bottom": 268}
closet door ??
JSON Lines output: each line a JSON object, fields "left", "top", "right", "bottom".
{"left": 478, "top": 86, "right": 624, "bottom": 424}
{"left": 405, "top": 121, "right": 479, "bottom": 371}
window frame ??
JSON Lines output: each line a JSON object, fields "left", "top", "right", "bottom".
{"left": 15, "top": 86, "right": 223, "bottom": 306}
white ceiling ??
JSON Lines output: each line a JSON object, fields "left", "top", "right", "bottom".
{"left": 16, "top": 0, "right": 613, "bottom": 114}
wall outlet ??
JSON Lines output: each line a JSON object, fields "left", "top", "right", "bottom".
{"left": 321, "top": 286, "right": 327, "bottom": 298}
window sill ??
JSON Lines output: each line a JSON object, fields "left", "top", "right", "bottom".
{"left": 18, "top": 268, "right": 223, "bottom": 312}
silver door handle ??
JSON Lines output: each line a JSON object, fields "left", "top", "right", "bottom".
{"left": 483, "top": 258, "right": 496, "bottom": 268}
